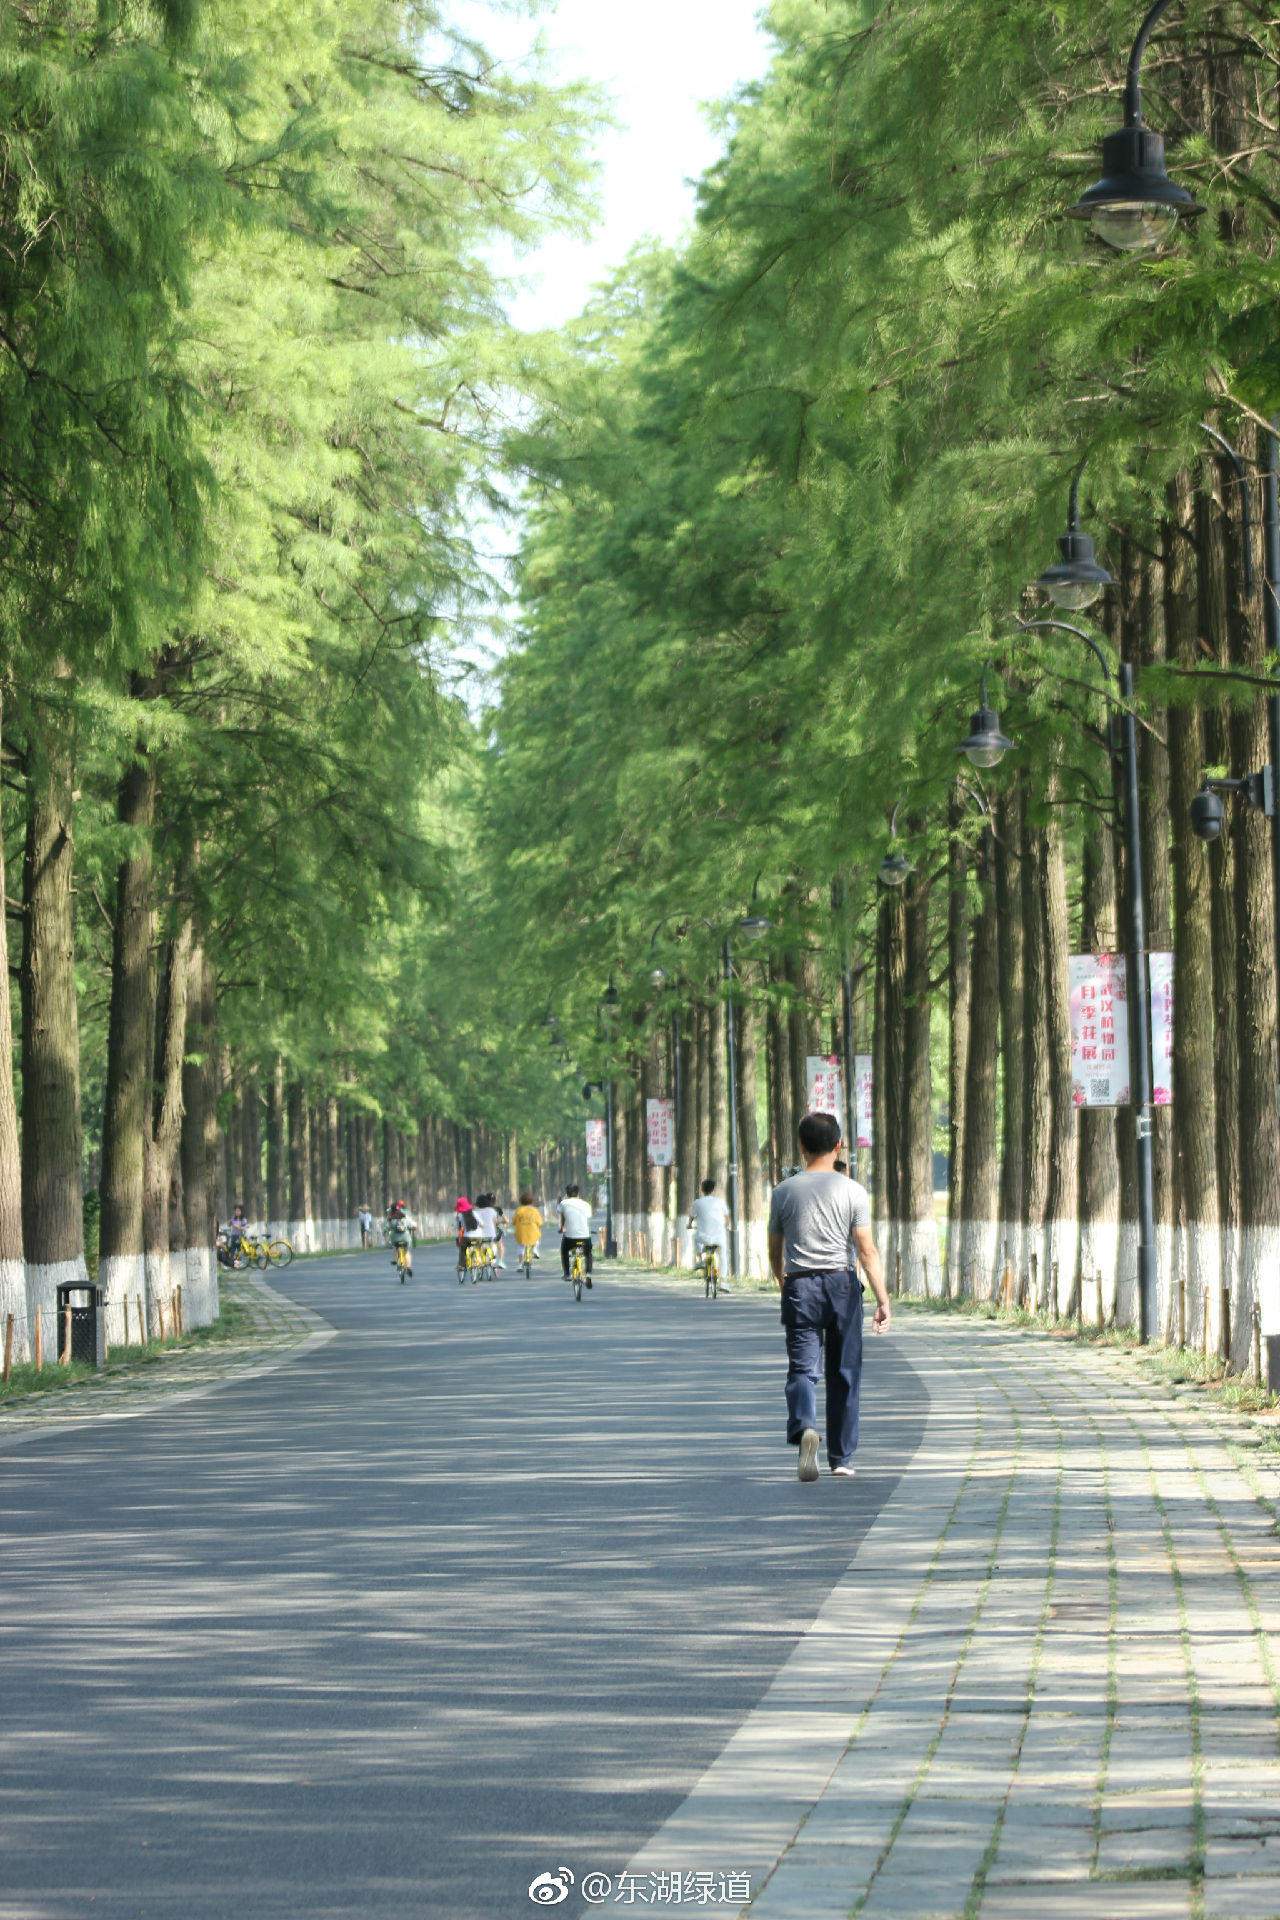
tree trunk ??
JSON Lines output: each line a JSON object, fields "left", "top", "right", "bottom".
{"left": 266, "top": 1057, "right": 286, "bottom": 1230}
{"left": 996, "top": 777, "right": 1025, "bottom": 1292}
{"left": 735, "top": 987, "right": 764, "bottom": 1279}
{"left": 223, "top": 1053, "right": 243, "bottom": 1213}
{"left": 241, "top": 1076, "right": 263, "bottom": 1224}
{"left": 20, "top": 728, "right": 86, "bottom": 1340}
{"left": 98, "top": 755, "right": 155, "bottom": 1346}
{"left": 676, "top": 1009, "right": 696, "bottom": 1263}
{"left": 0, "top": 690, "right": 24, "bottom": 1357}
{"left": 900, "top": 871, "right": 936, "bottom": 1295}
{"left": 708, "top": 993, "right": 728, "bottom": 1194}
{"left": 181, "top": 941, "right": 218, "bottom": 1327}
{"left": 959, "top": 831, "right": 999, "bottom": 1297}
{"left": 694, "top": 1002, "right": 710, "bottom": 1187}
{"left": 288, "top": 1081, "right": 313, "bottom": 1246}
{"left": 1227, "top": 429, "right": 1280, "bottom": 1367}
{"left": 1043, "top": 774, "right": 1079, "bottom": 1317}
{"left": 142, "top": 922, "right": 193, "bottom": 1333}
{"left": 1135, "top": 546, "right": 1175, "bottom": 1332}
{"left": 884, "top": 889, "right": 906, "bottom": 1273}
{"left": 641, "top": 1030, "right": 665, "bottom": 1264}
{"left": 1166, "top": 470, "right": 1219, "bottom": 1350}
{"left": 872, "top": 900, "right": 890, "bottom": 1235}
{"left": 1199, "top": 470, "right": 1239, "bottom": 1357}
{"left": 946, "top": 814, "right": 971, "bottom": 1300}
{"left": 1022, "top": 804, "right": 1051, "bottom": 1305}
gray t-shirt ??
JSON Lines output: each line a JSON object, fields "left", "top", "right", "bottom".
{"left": 768, "top": 1170, "right": 871, "bottom": 1274}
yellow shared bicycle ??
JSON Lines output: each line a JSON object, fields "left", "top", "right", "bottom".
{"left": 240, "top": 1232, "right": 295, "bottom": 1272}
{"left": 462, "top": 1239, "right": 499, "bottom": 1285}
{"left": 392, "top": 1243, "right": 411, "bottom": 1283}
{"left": 698, "top": 1244, "right": 721, "bottom": 1300}
{"left": 568, "top": 1242, "right": 587, "bottom": 1302}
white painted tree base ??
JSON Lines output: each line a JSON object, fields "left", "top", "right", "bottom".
{"left": 182, "top": 1247, "right": 217, "bottom": 1328}
{"left": 99, "top": 1252, "right": 147, "bottom": 1349}
{"left": 886, "top": 1218, "right": 944, "bottom": 1298}
{"left": 0, "top": 1255, "right": 29, "bottom": 1361}
{"left": 957, "top": 1219, "right": 1000, "bottom": 1300}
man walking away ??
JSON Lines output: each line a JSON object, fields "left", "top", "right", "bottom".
{"left": 688, "top": 1178, "right": 730, "bottom": 1292}
{"left": 558, "top": 1185, "right": 594, "bottom": 1288}
{"left": 768, "top": 1112, "right": 890, "bottom": 1482}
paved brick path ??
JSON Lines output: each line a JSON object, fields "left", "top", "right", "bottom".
{"left": 0, "top": 1273, "right": 330, "bottom": 1448}
{"left": 626, "top": 1312, "right": 1280, "bottom": 1920}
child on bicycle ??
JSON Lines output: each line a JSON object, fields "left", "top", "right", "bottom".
{"left": 689, "top": 1179, "right": 730, "bottom": 1292}
{"left": 470, "top": 1193, "right": 506, "bottom": 1269}
{"left": 386, "top": 1199, "right": 417, "bottom": 1277}
{"left": 512, "top": 1190, "right": 543, "bottom": 1269}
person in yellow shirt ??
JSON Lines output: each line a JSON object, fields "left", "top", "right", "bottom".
{"left": 512, "top": 1190, "right": 544, "bottom": 1270}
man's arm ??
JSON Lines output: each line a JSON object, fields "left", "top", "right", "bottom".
{"left": 768, "top": 1231, "right": 785, "bottom": 1288}
{"left": 852, "top": 1223, "right": 891, "bottom": 1333}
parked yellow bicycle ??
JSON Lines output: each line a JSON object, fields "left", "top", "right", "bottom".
{"left": 243, "top": 1233, "right": 294, "bottom": 1271}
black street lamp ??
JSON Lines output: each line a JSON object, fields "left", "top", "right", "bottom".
{"left": 1020, "top": 615, "right": 1159, "bottom": 1342}
{"left": 958, "top": 664, "right": 1016, "bottom": 769}
{"left": 878, "top": 802, "right": 913, "bottom": 888}
{"left": 1037, "top": 464, "right": 1116, "bottom": 610}
{"left": 1065, "top": 0, "right": 1205, "bottom": 251}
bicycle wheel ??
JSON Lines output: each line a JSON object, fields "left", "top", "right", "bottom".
{"left": 267, "top": 1239, "right": 294, "bottom": 1269}
{"left": 573, "top": 1266, "right": 582, "bottom": 1302}
{"left": 253, "top": 1246, "right": 269, "bottom": 1271}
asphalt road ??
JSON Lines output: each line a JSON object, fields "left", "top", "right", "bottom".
{"left": 0, "top": 1238, "right": 929, "bottom": 1920}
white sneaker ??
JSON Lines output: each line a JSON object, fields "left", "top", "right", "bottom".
{"left": 831, "top": 1463, "right": 856, "bottom": 1478}
{"left": 496, "top": 1260, "right": 506, "bottom": 1270}
{"left": 798, "top": 1430, "right": 820, "bottom": 1483}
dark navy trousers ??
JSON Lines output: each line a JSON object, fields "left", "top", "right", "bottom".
{"left": 779, "top": 1269, "right": 864, "bottom": 1467}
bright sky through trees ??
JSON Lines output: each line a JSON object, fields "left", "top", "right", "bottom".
{"left": 456, "top": 0, "right": 775, "bottom": 331}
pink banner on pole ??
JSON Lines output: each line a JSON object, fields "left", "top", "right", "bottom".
{"left": 585, "top": 1118, "right": 607, "bottom": 1173}
{"left": 806, "top": 1055, "right": 843, "bottom": 1117}
{"left": 1149, "top": 953, "right": 1174, "bottom": 1105}
{"left": 1069, "top": 953, "right": 1131, "bottom": 1107}
{"left": 646, "top": 1097, "right": 675, "bottom": 1167}
{"left": 855, "top": 1055, "right": 873, "bottom": 1149}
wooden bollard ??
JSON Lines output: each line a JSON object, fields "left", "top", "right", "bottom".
{"left": 175, "top": 1286, "right": 183, "bottom": 1336}
{"left": 61, "top": 1304, "right": 72, "bottom": 1365}
{"left": 1254, "top": 1302, "right": 1263, "bottom": 1384}
{"left": 1178, "top": 1278, "right": 1186, "bottom": 1349}
{"left": 1002, "top": 1260, "right": 1013, "bottom": 1309}
{"left": 136, "top": 1294, "right": 145, "bottom": 1346}
{"left": 157, "top": 1296, "right": 166, "bottom": 1342}
{"left": 1052, "top": 1260, "right": 1059, "bottom": 1321}
{"left": 895, "top": 1250, "right": 902, "bottom": 1296}
{"left": 2, "top": 1311, "right": 12, "bottom": 1384}
{"left": 922, "top": 1256, "right": 930, "bottom": 1300}
{"left": 1096, "top": 1270, "right": 1105, "bottom": 1330}
{"left": 1030, "top": 1252, "right": 1039, "bottom": 1313}
{"left": 34, "top": 1310, "right": 42, "bottom": 1372}
{"left": 122, "top": 1296, "right": 129, "bottom": 1346}
{"left": 1204, "top": 1286, "right": 1211, "bottom": 1359}
{"left": 1222, "top": 1286, "right": 1232, "bottom": 1365}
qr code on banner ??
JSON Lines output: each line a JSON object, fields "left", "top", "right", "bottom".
{"left": 1090, "top": 1079, "right": 1111, "bottom": 1104}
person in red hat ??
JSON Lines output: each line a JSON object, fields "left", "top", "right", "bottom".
{"left": 453, "top": 1195, "right": 473, "bottom": 1277}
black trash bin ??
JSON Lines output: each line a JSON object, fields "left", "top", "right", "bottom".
{"left": 55, "top": 1282, "right": 106, "bottom": 1369}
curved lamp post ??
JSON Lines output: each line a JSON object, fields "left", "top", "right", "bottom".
{"left": 878, "top": 801, "right": 914, "bottom": 888}
{"left": 1019, "top": 615, "right": 1158, "bottom": 1342}
{"left": 1037, "top": 464, "right": 1117, "bottom": 610}
{"left": 958, "top": 664, "right": 1016, "bottom": 769}
{"left": 1065, "top": 0, "right": 1205, "bottom": 250}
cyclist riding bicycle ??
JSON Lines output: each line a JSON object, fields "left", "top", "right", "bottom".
{"left": 469, "top": 1193, "right": 507, "bottom": 1269}
{"left": 558, "top": 1184, "right": 593, "bottom": 1288}
{"left": 386, "top": 1199, "right": 417, "bottom": 1277}
{"left": 512, "top": 1190, "right": 543, "bottom": 1268}
{"left": 689, "top": 1179, "right": 730, "bottom": 1292}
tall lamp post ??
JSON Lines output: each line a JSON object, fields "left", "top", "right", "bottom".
{"left": 1020, "top": 615, "right": 1159, "bottom": 1342}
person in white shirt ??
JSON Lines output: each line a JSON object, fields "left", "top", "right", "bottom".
{"left": 689, "top": 1179, "right": 731, "bottom": 1292}
{"left": 467, "top": 1193, "right": 506, "bottom": 1269}
{"left": 557, "top": 1185, "right": 593, "bottom": 1287}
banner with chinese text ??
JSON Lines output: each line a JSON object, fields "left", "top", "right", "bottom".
{"left": 585, "top": 1118, "right": 608, "bottom": 1173}
{"left": 1149, "top": 953, "right": 1174, "bottom": 1105}
{"left": 1069, "top": 954, "right": 1130, "bottom": 1107}
{"left": 855, "top": 1055, "right": 874, "bottom": 1149}
{"left": 806, "top": 1055, "right": 843, "bottom": 1117}
{"left": 646, "top": 1097, "right": 675, "bottom": 1167}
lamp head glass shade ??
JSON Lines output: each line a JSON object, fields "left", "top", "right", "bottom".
{"left": 602, "top": 982, "right": 620, "bottom": 1007}
{"left": 1066, "top": 125, "right": 1204, "bottom": 252}
{"left": 1189, "top": 787, "right": 1226, "bottom": 842}
{"left": 649, "top": 965, "right": 671, "bottom": 987}
{"left": 738, "top": 913, "right": 772, "bottom": 939}
{"left": 1037, "top": 527, "right": 1115, "bottom": 610}
{"left": 958, "top": 706, "right": 1015, "bottom": 770}
{"left": 878, "top": 851, "right": 913, "bottom": 889}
